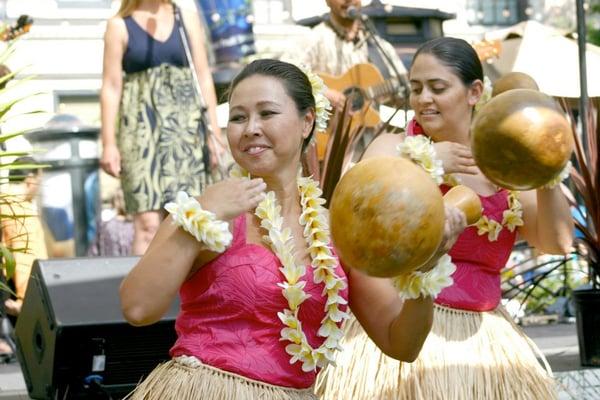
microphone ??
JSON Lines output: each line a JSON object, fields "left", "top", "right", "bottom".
{"left": 346, "top": 6, "right": 362, "bottom": 20}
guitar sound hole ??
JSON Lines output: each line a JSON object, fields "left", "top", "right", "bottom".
{"left": 343, "top": 87, "right": 365, "bottom": 112}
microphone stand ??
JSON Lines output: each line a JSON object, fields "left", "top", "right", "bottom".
{"left": 358, "top": 13, "right": 409, "bottom": 124}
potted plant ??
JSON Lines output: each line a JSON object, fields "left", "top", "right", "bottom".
{"left": 560, "top": 97, "right": 600, "bottom": 367}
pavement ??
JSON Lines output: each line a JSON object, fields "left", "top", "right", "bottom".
{"left": 0, "top": 323, "right": 597, "bottom": 399}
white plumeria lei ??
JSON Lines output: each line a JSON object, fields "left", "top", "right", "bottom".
{"left": 164, "top": 192, "right": 233, "bottom": 252}
{"left": 298, "top": 64, "right": 332, "bottom": 132}
{"left": 542, "top": 160, "right": 572, "bottom": 189}
{"left": 397, "top": 135, "right": 445, "bottom": 185}
{"left": 392, "top": 254, "right": 457, "bottom": 299}
{"left": 232, "top": 165, "right": 349, "bottom": 372}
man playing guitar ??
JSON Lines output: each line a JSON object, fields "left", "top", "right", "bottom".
{"left": 283, "top": 0, "right": 407, "bottom": 159}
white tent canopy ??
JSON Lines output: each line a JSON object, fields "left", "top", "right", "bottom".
{"left": 483, "top": 20, "right": 600, "bottom": 98}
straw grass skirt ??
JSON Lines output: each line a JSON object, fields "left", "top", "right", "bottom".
{"left": 126, "top": 355, "right": 317, "bottom": 400}
{"left": 316, "top": 304, "right": 557, "bottom": 400}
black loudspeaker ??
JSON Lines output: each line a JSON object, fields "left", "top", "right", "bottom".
{"left": 15, "top": 257, "right": 179, "bottom": 399}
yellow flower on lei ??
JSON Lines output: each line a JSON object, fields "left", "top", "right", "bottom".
{"left": 476, "top": 216, "right": 503, "bottom": 242}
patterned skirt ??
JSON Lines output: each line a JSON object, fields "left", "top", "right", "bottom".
{"left": 316, "top": 304, "right": 557, "bottom": 400}
{"left": 118, "top": 64, "right": 209, "bottom": 214}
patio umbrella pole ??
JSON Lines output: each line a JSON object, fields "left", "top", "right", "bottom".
{"left": 575, "top": 0, "right": 589, "bottom": 149}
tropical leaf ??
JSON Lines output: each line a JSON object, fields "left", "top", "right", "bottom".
{"left": 558, "top": 97, "right": 600, "bottom": 286}
{"left": 0, "top": 243, "right": 16, "bottom": 280}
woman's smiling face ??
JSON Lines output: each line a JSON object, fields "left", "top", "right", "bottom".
{"left": 227, "top": 74, "right": 313, "bottom": 177}
{"left": 409, "top": 53, "right": 480, "bottom": 142}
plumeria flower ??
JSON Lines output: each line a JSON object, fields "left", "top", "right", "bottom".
{"left": 421, "top": 255, "right": 456, "bottom": 298}
{"left": 502, "top": 208, "right": 524, "bottom": 232}
{"left": 476, "top": 216, "right": 503, "bottom": 241}
{"left": 393, "top": 273, "right": 424, "bottom": 299}
{"left": 397, "top": 136, "right": 445, "bottom": 184}
{"left": 543, "top": 160, "right": 572, "bottom": 189}
{"left": 278, "top": 310, "right": 299, "bottom": 329}
{"left": 280, "top": 327, "right": 304, "bottom": 344}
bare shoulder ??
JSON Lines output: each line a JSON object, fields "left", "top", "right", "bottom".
{"left": 362, "top": 133, "right": 404, "bottom": 160}
{"left": 104, "top": 16, "right": 127, "bottom": 42}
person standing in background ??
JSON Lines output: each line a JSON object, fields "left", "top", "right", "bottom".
{"left": 284, "top": 0, "right": 406, "bottom": 112}
{"left": 0, "top": 157, "right": 48, "bottom": 318}
{"left": 100, "top": 0, "right": 222, "bottom": 255}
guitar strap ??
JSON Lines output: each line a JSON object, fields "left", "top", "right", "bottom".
{"left": 366, "top": 36, "right": 392, "bottom": 81}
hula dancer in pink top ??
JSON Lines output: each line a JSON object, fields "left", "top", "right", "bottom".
{"left": 119, "top": 59, "right": 467, "bottom": 399}
{"left": 317, "top": 37, "right": 574, "bottom": 400}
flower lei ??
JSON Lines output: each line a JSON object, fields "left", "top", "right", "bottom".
{"left": 164, "top": 192, "right": 232, "bottom": 252}
{"left": 232, "top": 165, "right": 349, "bottom": 372}
{"left": 397, "top": 135, "right": 445, "bottom": 185}
{"left": 297, "top": 64, "right": 332, "bottom": 132}
{"left": 542, "top": 160, "right": 572, "bottom": 189}
{"left": 392, "top": 254, "right": 456, "bottom": 300}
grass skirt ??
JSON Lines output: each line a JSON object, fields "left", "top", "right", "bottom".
{"left": 126, "top": 355, "right": 317, "bottom": 400}
{"left": 316, "top": 304, "right": 557, "bottom": 400}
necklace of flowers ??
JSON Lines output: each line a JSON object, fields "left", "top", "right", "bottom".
{"left": 231, "top": 166, "right": 349, "bottom": 372}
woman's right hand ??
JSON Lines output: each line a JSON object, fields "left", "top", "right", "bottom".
{"left": 101, "top": 144, "right": 121, "bottom": 177}
{"left": 433, "top": 141, "right": 478, "bottom": 175}
{"left": 200, "top": 178, "right": 267, "bottom": 221}
{"left": 418, "top": 204, "right": 466, "bottom": 272}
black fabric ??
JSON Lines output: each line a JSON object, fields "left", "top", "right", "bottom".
{"left": 122, "top": 13, "right": 187, "bottom": 74}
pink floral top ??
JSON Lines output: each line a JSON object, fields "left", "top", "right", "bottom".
{"left": 435, "top": 185, "right": 516, "bottom": 311}
{"left": 407, "top": 119, "right": 517, "bottom": 312}
{"left": 170, "top": 214, "right": 349, "bottom": 388}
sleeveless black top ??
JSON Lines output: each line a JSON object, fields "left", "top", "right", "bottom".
{"left": 122, "top": 14, "right": 188, "bottom": 74}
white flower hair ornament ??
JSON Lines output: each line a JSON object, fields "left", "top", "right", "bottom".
{"left": 298, "top": 64, "right": 332, "bottom": 132}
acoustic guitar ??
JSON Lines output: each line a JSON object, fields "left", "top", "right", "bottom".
{"left": 316, "top": 62, "right": 406, "bottom": 160}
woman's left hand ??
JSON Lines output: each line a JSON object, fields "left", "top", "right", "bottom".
{"left": 433, "top": 141, "right": 478, "bottom": 175}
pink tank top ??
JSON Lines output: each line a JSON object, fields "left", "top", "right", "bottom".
{"left": 435, "top": 185, "right": 516, "bottom": 311}
{"left": 407, "top": 119, "right": 517, "bottom": 312}
{"left": 170, "top": 214, "right": 349, "bottom": 388}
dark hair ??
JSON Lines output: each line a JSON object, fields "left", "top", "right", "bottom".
{"left": 228, "top": 59, "right": 316, "bottom": 150}
{"left": 412, "top": 37, "right": 483, "bottom": 86}
{"left": 8, "top": 156, "right": 40, "bottom": 183}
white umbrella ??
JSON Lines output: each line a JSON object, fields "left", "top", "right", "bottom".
{"left": 482, "top": 20, "right": 600, "bottom": 98}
